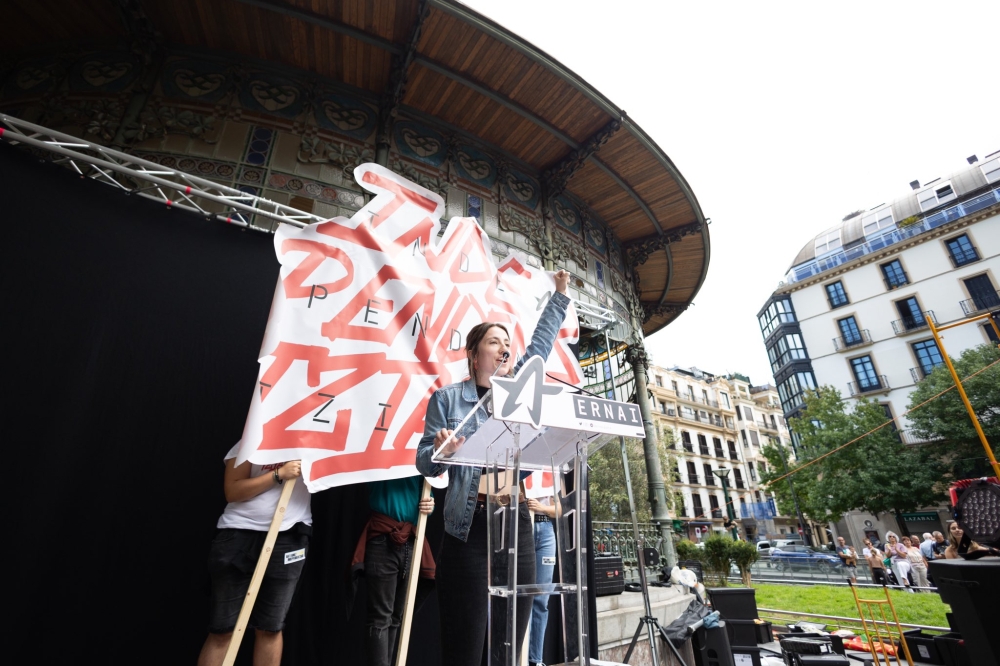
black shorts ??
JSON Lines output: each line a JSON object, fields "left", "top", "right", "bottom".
{"left": 206, "top": 526, "right": 310, "bottom": 633}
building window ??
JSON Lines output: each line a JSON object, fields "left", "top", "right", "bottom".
{"left": 709, "top": 494, "right": 720, "bottom": 518}
{"left": 771, "top": 415, "right": 778, "bottom": 429}
{"left": 815, "top": 230, "right": 842, "bottom": 255}
{"left": 749, "top": 430, "right": 760, "bottom": 446}
{"left": 918, "top": 181, "right": 957, "bottom": 211}
{"left": 692, "top": 493, "right": 704, "bottom": 516}
{"left": 778, "top": 371, "right": 817, "bottom": 413}
{"left": 686, "top": 461, "right": 698, "bottom": 485}
{"left": 721, "top": 393, "right": 730, "bottom": 408}
{"left": 681, "top": 431, "right": 693, "bottom": 452}
{"left": 735, "top": 405, "right": 743, "bottom": 420}
{"left": 727, "top": 440, "right": 738, "bottom": 460}
{"left": 880, "top": 260, "right": 909, "bottom": 290}
{"left": 655, "top": 376, "right": 663, "bottom": 387}
{"left": 747, "top": 461, "right": 756, "bottom": 482}
{"left": 713, "top": 437, "right": 724, "bottom": 458}
{"left": 837, "top": 316, "right": 863, "bottom": 346}
{"left": 741, "top": 430, "right": 749, "bottom": 447}
{"left": 671, "top": 380, "right": 678, "bottom": 392}
{"left": 962, "top": 274, "right": 999, "bottom": 313}
{"left": 982, "top": 157, "right": 1000, "bottom": 184}
{"left": 984, "top": 315, "right": 1000, "bottom": 343}
{"left": 726, "top": 416, "right": 735, "bottom": 429}
{"left": 895, "top": 297, "right": 927, "bottom": 331}
{"left": 862, "top": 207, "right": 894, "bottom": 236}
{"left": 768, "top": 333, "right": 808, "bottom": 372}
{"left": 825, "top": 281, "right": 849, "bottom": 308}
{"left": 743, "top": 406, "right": 754, "bottom": 421}
{"left": 850, "top": 355, "right": 881, "bottom": 391}
{"left": 758, "top": 298, "right": 796, "bottom": 338}
{"left": 698, "top": 434, "right": 709, "bottom": 455}
{"left": 912, "top": 339, "right": 944, "bottom": 379}
{"left": 704, "top": 463, "right": 715, "bottom": 485}
{"left": 945, "top": 234, "right": 979, "bottom": 267}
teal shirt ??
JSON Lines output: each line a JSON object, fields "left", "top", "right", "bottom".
{"left": 368, "top": 476, "right": 422, "bottom": 524}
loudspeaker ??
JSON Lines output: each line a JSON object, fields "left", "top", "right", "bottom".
{"left": 928, "top": 559, "right": 999, "bottom": 666}
{"left": 593, "top": 555, "right": 625, "bottom": 597}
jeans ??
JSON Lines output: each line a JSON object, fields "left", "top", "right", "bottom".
{"left": 530, "top": 520, "right": 556, "bottom": 664}
{"left": 437, "top": 501, "right": 535, "bottom": 666}
{"left": 364, "top": 534, "right": 412, "bottom": 666}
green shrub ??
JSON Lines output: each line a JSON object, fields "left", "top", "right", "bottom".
{"left": 676, "top": 539, "right": 704, "bottom": 562}
{"left": 729, "top": 539, "right": 760, "bottom": 587}
{"left": 703, "top": 535, "right": 735, "bottom": 586}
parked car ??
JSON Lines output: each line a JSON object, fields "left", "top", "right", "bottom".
{"left": 770, "top": 545, "right": 842, "bottom": 573}
{"left": 756, "top": 540, "right": 772, "bottom": 553}
{"left": 772, "top": 538, "right": 804, "bottom": 548}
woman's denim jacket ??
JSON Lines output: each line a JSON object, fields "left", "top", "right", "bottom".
{"left": 416, "top": 291, "right": 570, "bottom": 542}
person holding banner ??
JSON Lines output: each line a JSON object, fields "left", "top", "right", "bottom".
{"left": 197, "top": 445, "right": 311, "bottom": 666}
{"left": 350, "top": 476, "right": 436, "bottom": 666}
{"left": 416, "top": 269, "right": 571, "bottom": 666}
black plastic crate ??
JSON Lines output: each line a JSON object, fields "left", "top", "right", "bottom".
{"left": 707, "top": 587, "right": 758, "bottom": 620}
{"left": 774, "top": 631, "right": 844, "bottom": 655}
{"left": 933, "top": 633, "right": 973, "bottom": 666}
{"left": 903, "top": 629, "right": 945, "bottom": 665}
{"left": 731, "top": 645, "right": 762, "bottom": 666}
{"left": 726, "top": 619, "right": 771, "bottom": 647}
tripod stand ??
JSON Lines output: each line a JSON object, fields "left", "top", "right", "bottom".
{"left": 616, "top": 436, "right": 689, "bottom": 666}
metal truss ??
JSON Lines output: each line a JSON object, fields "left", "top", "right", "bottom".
{"left": 574, "top": 299, "right": 618, "bottom": 332}
{"left": 0, "top": 114, "right": 326, "bottom": 232}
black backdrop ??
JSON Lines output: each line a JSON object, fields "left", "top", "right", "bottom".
{"left": 1, "top": 142, "right": 595, "bottom": 665}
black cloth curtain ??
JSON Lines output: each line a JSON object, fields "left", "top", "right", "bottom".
{"left": 1, "top": 142, "right": 595, "bottom": 665}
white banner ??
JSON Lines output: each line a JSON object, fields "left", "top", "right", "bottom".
{"left": 237, "top": 163, "right": 582, "bottom": 492}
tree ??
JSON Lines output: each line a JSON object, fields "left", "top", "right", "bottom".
{"left": 590, "top": 430, "right": 677, "bottom": 523}
{"left": 729, "top": 539, "right": 760, "bottom": 587}
{"left": 702, "top": 534, "right": 734, "bottom": 586}
{"left": 759, "top": 387, "right": 944, "bottom": 523}
{"left": 906, "top": 342, "right": 1000, "bottom": 479}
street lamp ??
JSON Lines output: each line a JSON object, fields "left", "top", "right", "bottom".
{"left": 713, "top": 467, "right": 739, "bottom": 540}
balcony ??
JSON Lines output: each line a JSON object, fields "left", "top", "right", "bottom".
{"left": 711, "top": 509, "right": 724, "bottom": 519}
{"left": 960, "top": 290, "right": 1000, "bottom": 315}
{"left": 687, "top": 475, "right": 699, "bottom": 485}
{"left": 682, "top": 443, "right": 694, "bottom": 453}
{"left": 891, "top": 310, "right": 936, "bottom": 335}
{"left": 899, "top": 429, "right": 943, "bottom": 445}
{"left": 714, "top": 447, "right": 725, "bottom": 458}
{"left": 848, "top": 375, "right": 889, "bottom": 396}
{"left": 833, "top": 329, "right": 873, "bottom": 351}
{"left": 734, "top": 479, "right": 745, "bottom": 490}
{"left": 784, "top": 187, "right": 1000, "bottom": 285}
{"left": 699, "top": 445, "right": 710, "bottom": 455}
{"left": 674, "top": 390, "right": 720, "bottom": 409}
{"left": 910, "top": 365, "right": 943, "bottom": 383}
{"left": 705, "top": 476, "right": 716, "bottom": 486}
{"left": 729, "top": 452, "right": 739, "bottom": 461}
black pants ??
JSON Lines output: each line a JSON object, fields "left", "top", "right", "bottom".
{"left": 364, "top": 534, "right": 412, "bottom": 666}
{"left": 437, "top": 502, "right": 536, "bottom": 666}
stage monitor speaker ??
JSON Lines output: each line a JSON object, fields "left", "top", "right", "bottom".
{"left": 927, "top": 559, "right": 999, "bottom": 666}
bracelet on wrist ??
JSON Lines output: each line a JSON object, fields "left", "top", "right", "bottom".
{"left": 273, "top": 469, "right": 282, "bottom": 484}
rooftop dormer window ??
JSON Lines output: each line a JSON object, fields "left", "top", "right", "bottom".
{"left": 861, "top": 207, "right": 894, "bottom": 236}
{"left": 918, "top": 181, "right": 957, "bottom": 211}
{"left": 814, "top": 230, "right": 842, "bottom": 256}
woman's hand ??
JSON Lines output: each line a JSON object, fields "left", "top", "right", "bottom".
{"left": 526, "top": 497, "right": 557, "bottom": 517}
{"left": 553, "top": 269, "right": 570, "bottom": 295}
{"left": 278, "top": 460, "right": 302, "bottom": 481}
{"left": 418, "top": 496, "right": 435, "bottom": 515}
{"left": 434, "top": 428, "right": 465, "bottom": 455}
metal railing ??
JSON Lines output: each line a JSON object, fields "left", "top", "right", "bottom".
{"left": 960, "top": 290, "right": 1000, "bottom": 315}
{"left": 891, "top": 310, "right": 936, "bottom": 335}
{"left": 833, "top": 329, "right": 872, "bottom": 351}
{"left": 593, "top": 521, "right": 669, "bottom": 582}
{"left": 848, "top": 375, "right": 889, "bottom": 396}
{"left": 784, "top": 187, "right": 1000, "bottom": 284}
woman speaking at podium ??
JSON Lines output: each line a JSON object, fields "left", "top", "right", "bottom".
{"left": 416, "top": 269, "right": 570, "bottom": 666}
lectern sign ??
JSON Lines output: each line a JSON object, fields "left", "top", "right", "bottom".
{"left": 491, "top": 356, "right": 644, "bottom": 438}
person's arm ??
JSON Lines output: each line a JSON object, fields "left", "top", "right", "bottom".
{"left": 223, "top": 458, "right": 302, "bottom": 503}
{"left": 513, "top": 270, "right": 571, "bottom": 372}
{"left": 416, "top": 391, "right": 456, "bottom": 478}
{"left": 526, "top": 497, "right": 557, "bottom": 517}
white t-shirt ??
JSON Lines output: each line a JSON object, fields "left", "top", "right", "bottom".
{"left": 216, "top": 443, "right": 312, "bottom": 531}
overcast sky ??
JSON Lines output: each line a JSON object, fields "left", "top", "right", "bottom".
{"left": 462, "top": 0, "right": 1000, "bottom": 385}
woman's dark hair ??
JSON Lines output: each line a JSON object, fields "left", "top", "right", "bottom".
{"left": 465, "top": 321, "right": 509, "bottom": 380}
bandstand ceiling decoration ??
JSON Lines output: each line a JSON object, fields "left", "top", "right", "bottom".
{"left": 1, "top": 0, "right": 710, "bottom": 336}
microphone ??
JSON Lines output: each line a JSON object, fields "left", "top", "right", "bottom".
{"left": 433, "top": 349, "right": 512, "bottom": 459}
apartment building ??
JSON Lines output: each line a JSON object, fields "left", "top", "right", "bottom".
{"left": 757, "top": 150, "right": 999, "bottom": 544}
{"left": 649, "top": 365, "right": 800, "bottom": 542}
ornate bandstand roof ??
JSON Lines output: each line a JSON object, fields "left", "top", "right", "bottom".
{"left": 3, "top": 0, "right": 710, "bottom": 336}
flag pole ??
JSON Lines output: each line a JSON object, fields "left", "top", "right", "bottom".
{"left": 222, "top": 478, "right": 297, "bottom": 666}
{"left": 395, "top": 479, "right": 432, "bottom": 666}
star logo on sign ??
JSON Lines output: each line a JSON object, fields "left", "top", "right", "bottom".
{"left": 491, "top": 355, "right": 562, "bottom": 428}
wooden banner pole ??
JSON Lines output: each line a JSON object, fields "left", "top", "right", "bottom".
{"left": 395, "top": 479, "right": 432, "bottom": 666}
{"left": 222, "top": 478, "right": 297, "bottom": 666}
